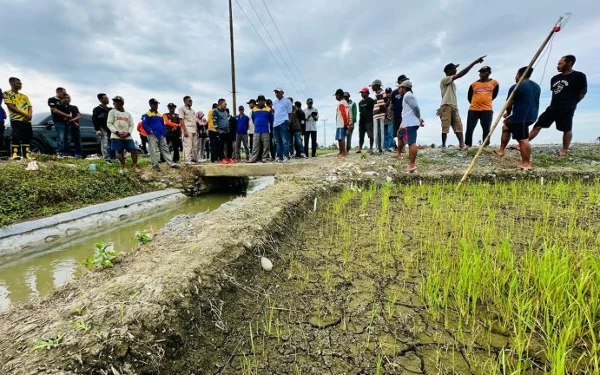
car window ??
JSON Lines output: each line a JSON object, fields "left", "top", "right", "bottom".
{"left": 32, "top": 113, "right": 51, "bottom": 124}
{"left": 80, "top": 115, "right": 93, "bottom": 128}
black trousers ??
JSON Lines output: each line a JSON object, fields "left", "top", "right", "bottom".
{"left": 11, "top": 120, "right": 33, "bottom": 145}
{"left": 209, "top": 131, "right": 219, "bottom": 162}
{"left": 217, "top": 131, "right": 232, "bottom": 160}
{"left": 304, "top": 131, "right": 317, "bottom": 157}
{"left": 0, "top": 120, "right": 5, "bottom": 150}
{"left": 465, "top": 110, "right": 493, "bottom": 147}
{"left": 249, "top": 133, "right": 254, "bottom": 154}
{"left": 166, "top": 133, "right": 182, "bottom": 162}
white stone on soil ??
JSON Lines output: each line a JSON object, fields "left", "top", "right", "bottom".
{"left": 261, "top": 257, "right": 273, "bottom": 271}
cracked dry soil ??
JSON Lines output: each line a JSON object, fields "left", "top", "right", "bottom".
{"left": 169, "top": 189, "right": 506, "bottom": 375}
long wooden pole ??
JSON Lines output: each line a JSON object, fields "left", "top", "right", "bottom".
{"left": 228, "top": 0, "right": 237, "bottom": 117}
{"left": 456, "top": 16, "right": 564, "bottom": 189}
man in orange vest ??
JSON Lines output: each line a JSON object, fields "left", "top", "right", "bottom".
{"left": 465, "top": 66, "right": 499, "bottom": 147}
{"left": 164, "top": 103, "right": 182, "bottom": 162}
{"left": 136, "top": 121, "right": 148, "bottom": 154}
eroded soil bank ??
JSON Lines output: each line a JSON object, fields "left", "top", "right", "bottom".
{"left": 2, "top": 145, "right": 600, "bottom": 374}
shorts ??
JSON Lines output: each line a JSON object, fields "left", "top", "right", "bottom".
{"left": 534, "top": 107, "right": 574, "bottom": 132}
{"left": 111, "top": 138, "right": 137, "bottom": 153}
{"left": 399, "top": 126, "right": 418, "bottom": 145}
{"left": 335, "top": 127, "right": 347, "bottom": 141}
{"left": 439, "top": 104, "right": 463, "bottom": 134}
{"left": 508, "top": 121, "right": 533, "bottom": 141}
{"left": 359, "top": 121, "right": 374, "bottom": 139}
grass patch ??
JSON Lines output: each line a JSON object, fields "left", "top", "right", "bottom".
{"left": 0, "top": 159, "right": 155, "bottom": 226}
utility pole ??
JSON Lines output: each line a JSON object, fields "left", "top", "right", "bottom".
{"left": 228, "top": 0, "right": 237, "bottom": 116}
{"left": 321, "top": 118, "right": 328, "bottom": 148}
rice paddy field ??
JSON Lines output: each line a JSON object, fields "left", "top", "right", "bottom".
{"left": 175, "top": 178, "right": 600, "bottom": 375}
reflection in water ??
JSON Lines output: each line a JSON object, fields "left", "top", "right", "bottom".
{"left": 0, "top": 177, "right": 274, "bottom": 312}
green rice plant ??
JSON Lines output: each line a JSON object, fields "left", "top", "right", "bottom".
{"left": 360, "top": 184, "right": 377, "bottom": 212}
{"left": 135, "top": 230, "right": 151, "bottom": 246}
{"left": 75, "top": 319, "right": 91, "bottom": 332}
{"left": 33, "top": 334, "right": 63, "bottom": 350}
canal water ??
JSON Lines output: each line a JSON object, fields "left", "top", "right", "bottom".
{"left": 0, "top": 177, "right": 274, "bottom": 312}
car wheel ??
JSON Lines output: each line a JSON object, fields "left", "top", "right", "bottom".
{"left": 30, "top": 139, "right": 46, "bottom": 155}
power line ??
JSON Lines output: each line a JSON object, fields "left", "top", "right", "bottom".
{"left": 259, "top": 0, "right": 312, "bottom": 97}
{"left": 231, "top": 0, "right": 304, "bottom": 98}
{"left": 246, "top": 0, "right": 308, "bottom": 98}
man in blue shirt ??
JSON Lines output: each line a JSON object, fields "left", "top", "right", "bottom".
{"left": 272, "top": 87, "right": 292, "bottom": 162}
{"left": 495, "top": 67, "right": 541, "bottom": 170}
{"left": 235, "top": 106, "right": 250, "bottom": 161}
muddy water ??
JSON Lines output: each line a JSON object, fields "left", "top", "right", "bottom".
{"left": 0, "top": 177, "right": 274, "bottom": 312}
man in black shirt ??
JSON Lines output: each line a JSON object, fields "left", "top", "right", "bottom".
{"left": 357, "top": 87, "right": 375, "bottom": 153}
{"left": 92, "top": 93, "right": 114, "bottom": 163}
{"left": 48, "top": 87, "right": 72, "bottom": 157}
{"left": 529, "top": 55, "right": 587, "bottom": 156}
{"left": 64, "top": 94, "right": 83, "bottom": 158}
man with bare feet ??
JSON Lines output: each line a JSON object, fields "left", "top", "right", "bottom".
{"left": 439, "top": 56, "right": 485, "bottom": 149}
{"left": 398, "top": 81, "right": 423, "bottom": 173}
{"left": 496, "top": 67, "right": 540, "bottom": 170}
{"left": 334, "top": 89, "right": 350, "bottom": 157}
{"left": 528, "top": 55, "right": 587, "bottom": 157}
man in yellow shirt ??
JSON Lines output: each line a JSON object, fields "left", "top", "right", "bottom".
{"left": 2, "top": 77, "right": 33, "bottom": 160}
{"left": 206, "top": 103, "right": 218, "bottom": 162}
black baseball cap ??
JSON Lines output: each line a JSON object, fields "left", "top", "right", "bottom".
{"left": 397, "top": 74, "right": 409, "bottom": 83}
{"left": 167, "top": 103, "right": 176, "bottom": 108}
{"left": 444, "top": 63, "right": 459, "bottom": 73}
{"left": 385, "top": 87, "right": 392, "bottom": 93}
{"left": 257, "top": 95, "right": 266, "bottom": 101}
{"left": 149, "top": 98, "right": 160, "bottom": 105}
{"left": 479, "top": 66, "right": 492, "bottom": 73}
{"left": 334, "top": 88, "right": 345, "bottom": 96}
{"left": 247, "top": 99, "right": 256, "bottom": 104}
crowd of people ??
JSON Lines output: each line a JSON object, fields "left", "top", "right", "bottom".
{"left": 0, "top": 53, "right": 587, "bottom": 172}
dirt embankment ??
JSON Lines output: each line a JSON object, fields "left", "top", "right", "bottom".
{"left": 1, "top": 144, "right": 600, "bottom": 374}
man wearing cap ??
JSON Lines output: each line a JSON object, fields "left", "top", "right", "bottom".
{"left": 439, "top": 55, "right": 485, "bottom": 149}
{"left": 179, "top": 96, "right": 197, "bottom": 164}
{"left": 466, "top": 66, "right": 499, "bottom": 148}
{"left": 392, "top": 75, "right": 409, "bottom": 158}
{"left": 370, "top": 79, "right": 386, "bottom": 153}
{"left": 272, "top": 88, "right": 292, "bottom": 162}
{"left": 249, "top": 95, "right": 273, "bottom": 163}
{"left": 235, "top": 105, "right": 250, "bottom": 161}
{"left": 246, "top": 99, "right": 256, "bottom": 154}
{"left": 334, "top": 88, "right": 350, "bottom": 157}
{"left": 398, "top": 81, "right": 424, "bottom": 173}
{"left": 303, "top": 98, "right": 318, "bottom": 158}
{"left": 142, "top": 98, "right": 179, "bottom": 171}
{"left": 358, "top": 87, "right": 375, "bottom": 153}
{"left": 106, "top": 96, "right": 140, "bottom": 172}
{"left": 164, "top": 103, "right": 182, "bottom": 163}
{"left": 266, "top": 98, "right": 275, "bottom": 159}
{"left": 343, "top": 92, "right": 357, "bottom": 152}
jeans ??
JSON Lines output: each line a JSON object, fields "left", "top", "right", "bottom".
{"left": 291, "top": 131, "right": 304, "bottom": 156}
{"left": 54, "top": 122, "right": 68, "bottom": 154}
{"left": 147, "top": 134, "right": 174, "bottom": 167}
{"left": 384, "top": 124, "right": 394, "bottom": 149}
{"left": 100, "top": 128, "right": 111, "bottom": 161}
{"left": 235, "top": 134, "right": 250, "bottom": 160}
{"left": 69, "top": 125, "right": 82, "bottom": 157}
{"left": 374, "top": 118, "right": 385, "bottom": 152}
{"left": 346, "top": 126, "right": 354, "bottom": 152}
{"left": 304, "top": 131, "right": 317, "bottom": 157}
{"left": 465, "top": 110, "right": 493, "bottom": 147}
{"left": 0, "top": 120, "right": 5, "bottom": 151}
{"left": 272, "top": 121, "right": 290, "bottom": 160}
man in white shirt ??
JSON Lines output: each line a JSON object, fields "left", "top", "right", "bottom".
{"left": 179, "top": 95, "right": 197, "bottom": 164}
{"left": 272, "top": 88, "right": 293, "bottom": 162}
{"left": 303, "top": 98, "right": 319, "bottom": 157}
{"left": 398, "top": 81, "right": 423, "bottom": 173}
{"left": 106, "top": 96, "right": 140, "bottom": 173}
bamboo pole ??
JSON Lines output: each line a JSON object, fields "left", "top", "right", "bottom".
{"left": 456, "top": 16, "right": 564, "bottom": 189}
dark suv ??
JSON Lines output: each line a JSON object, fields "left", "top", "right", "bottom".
{"left": 1, "top": 112, "right": 101, "bottom": 157}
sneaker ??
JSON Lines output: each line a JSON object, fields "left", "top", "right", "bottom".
{"left": 228, "top": 158, "right": 235, "bottom": 164}
{"left": 301, "top": 154, "right": 307, "bottom": 159}
{"left": 282, "top": 157, "right": 290, "bottom": 163}
{"left": 277, "top": 158, "right": 283, "bottom": 163}
{"left": 220, "top": 159, "right": 228, "bottom": 165}
{"left": 152, "top": 165, "right": 161, "bottom": 171}
{"left": 170, "top": 164, "right": 180, "bottom": 169}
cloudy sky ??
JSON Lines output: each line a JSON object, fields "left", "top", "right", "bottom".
{"left": 0, "top": 0, "right": 597, "bottom": 147}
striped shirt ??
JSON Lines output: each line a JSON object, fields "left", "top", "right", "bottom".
{"left": 372, "top": 90, "right": 386, "bottom": 120}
